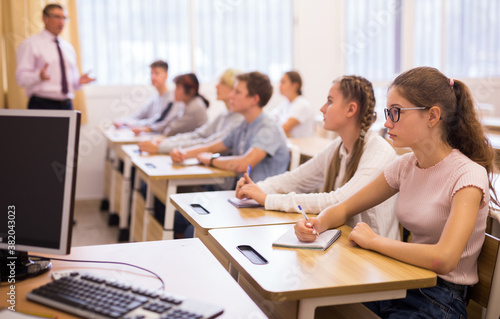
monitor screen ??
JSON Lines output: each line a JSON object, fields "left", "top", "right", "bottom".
{"left": 0, "top": 109, "right": 80, "bottom": 256}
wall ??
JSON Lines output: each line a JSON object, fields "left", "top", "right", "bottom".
{"left": 75, "top": 0, "right": 500, "bottom": 199}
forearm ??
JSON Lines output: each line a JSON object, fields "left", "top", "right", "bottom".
{"left": 368, "top": 236, "right": 448, "bottom": 274}
{"left": 16, "top": 69, "right": 41, "bottom": 88}
{"left": 212, "top": 156, "right": 248, "bottom": 173}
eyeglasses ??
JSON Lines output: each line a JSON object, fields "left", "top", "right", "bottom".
{"left": 384, "top": 106, "right": 430, "bottom": 123}
{"left": 47, "top": 14, "right": 70, "bottom": 21}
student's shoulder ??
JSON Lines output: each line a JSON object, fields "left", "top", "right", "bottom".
{"left": 365, "top": 131, "right": 397, "bottom": 153}
{"left": 450, "top": 150, "right": 488, "bottom": 179}
{"left": 292, "top": 95, "right": 311, "bottom": 107}
{"left": 261, "top": 112, "right": 283, "bottom": 128}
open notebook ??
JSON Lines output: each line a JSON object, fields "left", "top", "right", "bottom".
{"left": 272, "top": 227, "right": 341, "bottom": 251}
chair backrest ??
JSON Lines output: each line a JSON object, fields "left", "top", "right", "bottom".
{"left": 469, "top": 233, "right": 500, "bottom": 319}
{"left": 287, "top": 143, "right": 301, "bottom": 171}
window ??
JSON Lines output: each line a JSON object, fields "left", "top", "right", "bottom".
{"left": 345, "top": 0, "right": 500, "bottom": 80}
{"left": 344, "top": 0, "right": 402, "bottom": 82}
{"left": 77, "top": 0, "right": 293, "bottom": 85}
{"left": 414, "top": 0, "right": 500, "bottom": 77}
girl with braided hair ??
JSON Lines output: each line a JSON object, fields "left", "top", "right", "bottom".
{"left": 296, "top": 67, "right": 499, "bottom": 318}
{"left": 236, "top": 75, "right": 400, "bottom": 239}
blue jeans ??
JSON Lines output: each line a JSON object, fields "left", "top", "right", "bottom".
{"left": 364, "top": 280, "right": 469, "bottom": 319}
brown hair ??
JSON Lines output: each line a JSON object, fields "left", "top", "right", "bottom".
{"left": 150, "top": 60, "right": 169, "bottom": 72}
{"left": 173, "top": 73, "right": 209, "bottom": 108}
{"left": 284, "top": 71, "right": 303, "bottom": 95}
{"left": 390, "top": 66, "right": 498, "bottom": 207}
{"left": 235, "top": 72, "right": 273, "bottom": 107}
{"left": 324, "top": 75, "right": 377, "bottom": 192}
{"left": 43, "top": 4, "right": 63, "bottom": 16}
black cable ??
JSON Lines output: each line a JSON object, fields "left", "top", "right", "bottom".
{"left": 28, "top": 255, "right": 165, "bottom": 291}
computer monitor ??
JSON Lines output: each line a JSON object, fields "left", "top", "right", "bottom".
{"left": 0, "top": 109, "right": 80, "bottom": 282}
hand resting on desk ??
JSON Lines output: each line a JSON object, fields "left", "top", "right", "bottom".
{"left": 235, "top": 173, "right": 267, "bottom": 205}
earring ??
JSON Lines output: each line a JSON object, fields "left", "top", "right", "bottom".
{"left": 429, "top": 124, "right": 432, "bottom": 128}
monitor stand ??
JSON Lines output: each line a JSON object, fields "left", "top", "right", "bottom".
{"left": 0, "top": 249, "right": 51, "bottom": 282}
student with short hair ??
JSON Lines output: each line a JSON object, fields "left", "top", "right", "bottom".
{"left": 295, "top": 67, "right": 499, "bottom": 318}
{"left": 132, "top": 73, "right": 208, "bottom": 136}
{"left": 170, "top": 71, "right": 290, "bottom": 184}
{"left": 114, "top": 60, "right": 173, "bottom": 129}
{"left": 269, "top": 71, "right": 315, "bottom": 137}
{"left": 236, "top": 75, "right": 399, "bottom": 239}
{"left": 137, "top": 68, "right": 243, "bottom": 154}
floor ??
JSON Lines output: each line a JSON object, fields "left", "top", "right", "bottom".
{"left": 71, "top": 199, "right": 120, "bottom": 247}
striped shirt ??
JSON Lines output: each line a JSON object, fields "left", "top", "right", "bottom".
{"left": 384, "top": 149, "right": 489, "bottom": 285}
{"left": 258, "top": 131, "right": 400, "bottom": 240}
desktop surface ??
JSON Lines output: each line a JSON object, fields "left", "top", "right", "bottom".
{"left": 102, "top": 128, "right": 162, "bottom": 144}
{"left": 170, "top": 191, "right": 310, "bottom": 235}
{"left": 132, "top": 156, "right": 236, "bottom": 180}
{"left": 0, "top": 239, "right": 266, "bottom": 319}
{"left": 209, "top": 224, "right": 437, "bottom": 301}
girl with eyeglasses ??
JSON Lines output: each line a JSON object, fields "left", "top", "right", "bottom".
{"left": 236, "top": 75, "right": 400, "bottom": 240}
{"left": 295, "top": 66, "right": 499, "bottom": 318}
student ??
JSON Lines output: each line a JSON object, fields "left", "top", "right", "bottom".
{"left": 170, "top": 71, "right": 290, "bottom": 184}
{"left": 269, "top": 71, "right": 315, "bottom": 137}
{"left": 114, "top": 60, "right": 174, "bottom": 129}
{"left": 137, "top": 68, "right": 243, "bottom": 154}
{"left": 295, "top": 67, "right": 499, "bottom": 318}
{"left": 236, "top": 75, "right": 399, "bottom": 239}
{"left": 132, "top": 73, "right": 208, "bottom": 136}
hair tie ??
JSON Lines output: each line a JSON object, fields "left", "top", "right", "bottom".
{"left": 359, "top": 130, "right": 366, "bottom": 140}
{"left": 449, "top": 78, "right": 454, "bottom": 87}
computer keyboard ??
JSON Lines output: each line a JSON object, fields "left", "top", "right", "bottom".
{"left": 27, "top": 271, "right": 224, "bottom": 319}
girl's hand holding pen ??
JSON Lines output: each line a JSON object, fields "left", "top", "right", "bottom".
{"left": 294, "top": 217, "right": 321, "bottom": 242}
{"left": 170, "top": 148, "right": 186, "bottom": 163}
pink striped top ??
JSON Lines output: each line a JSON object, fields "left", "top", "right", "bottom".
{"left": 384, "top": 149, "right": 489, "bottom": 285}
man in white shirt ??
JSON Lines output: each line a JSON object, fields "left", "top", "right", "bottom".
{"left": 16, "top": 3, "right": 95, "bottom": 110}
{"left": 114, "top": 60, "right": 176, "bottom": 130}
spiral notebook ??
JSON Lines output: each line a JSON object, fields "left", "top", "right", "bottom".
{"left": 272, "top": 227, "right": 341, "bottom": 251}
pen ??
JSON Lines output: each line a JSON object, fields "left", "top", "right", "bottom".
{"left": 298, "top": 205, "right": 319, "bottom": 237}
{"left": 246, "top": 164, "right": 252, "bottom": 176}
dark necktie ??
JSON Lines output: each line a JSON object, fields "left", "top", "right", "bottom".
{"left": 55, "top": 39, "right": 68, "bottom": 94}
{"left": 154, "top": 102, "right": 174, "bottom": 123}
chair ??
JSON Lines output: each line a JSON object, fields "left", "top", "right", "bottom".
{"left": 469, "top": 233, "right": 500, "bottom": 319}
{"left": 287, "top": 142, "right": 301, "bottom": 171}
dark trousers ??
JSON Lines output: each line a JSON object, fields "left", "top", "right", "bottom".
{"left": 28, "top": 96, "right": 73, "bottom": 110}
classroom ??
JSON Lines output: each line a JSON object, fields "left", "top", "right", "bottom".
{"left": 1, "top": 1, "right": 500, "bottom": 318}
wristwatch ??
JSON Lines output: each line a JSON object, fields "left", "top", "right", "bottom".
{"left": 210, "top": 153, "right": 221, "bottom": 166}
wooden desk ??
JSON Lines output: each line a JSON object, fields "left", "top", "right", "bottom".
{"left": 102, "top": 128, "right": 161, "bottom": 236}
{"left": 114, "top": 144, "right": 150, "bottom": 240}
{"left": 209, "top": 224, "right": 436, "bottom": 319}
{"left": 0, "top": 239, "right": 265, "bottom": 318}
{"left": 130, "top": 156, "right": 236, "bottom": 241}
{"left": 287, "top": 137, "right": 332, "bottom": 162}
{"left": 170, "top": 190, "right": 311, "bottom": 269}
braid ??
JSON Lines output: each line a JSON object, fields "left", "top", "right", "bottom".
{"left": 324, "top": 76, "right": 376, "bottom": 191}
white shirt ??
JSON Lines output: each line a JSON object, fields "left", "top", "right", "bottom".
{"left": 257, "top": 131, "right": 400, "bottom": 239}
{"left": 269, "top": 95, "right": 316, "bottom": 138}
{"left": 121, "top": 91, "right": 174, "bottom": 129}
{"left": 16, "top": 30, "right": 81, "bottom": 100}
